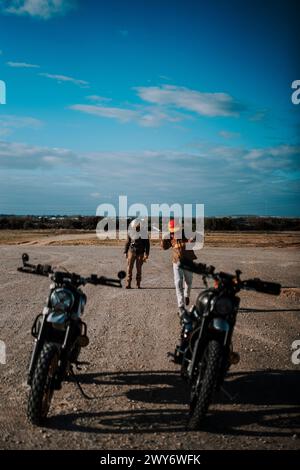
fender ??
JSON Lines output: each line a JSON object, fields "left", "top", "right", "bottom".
{"left": 212, "top": 318, "right": 230, "bottom": 332}
{"left": 211, "top": 317, "right": 231, "bottom": 346}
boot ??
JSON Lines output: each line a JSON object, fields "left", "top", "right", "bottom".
{"left": 137, "top": 281, "right": 141, "bottom": 289}
{"left": 126, "top": 281, "right": 131, "bottom": 289}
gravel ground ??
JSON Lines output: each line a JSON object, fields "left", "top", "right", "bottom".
{"left": 0, "top": 245, "right": 299, "bottom": 450}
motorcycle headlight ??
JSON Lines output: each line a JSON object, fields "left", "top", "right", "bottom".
{"left": 50, "top": 288, "right": 74, "bottom": 313}
{"left": 214, "top": 296, "right": 233, "bottom": 316}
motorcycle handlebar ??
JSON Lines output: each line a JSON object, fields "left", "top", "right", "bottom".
{"left": 242, "top": 278, "right": 281, "bottom": 296}
{"left": 17, "top": 263, "right": 53, "bottom": 276}
{"left": 179, "top": 259, "right": 281, "bottom": 296}
{"left": 179, "top": 259, "right": 215, "bottom": 276}
{"left": 18, "top": 253, "right": 126, "bottom": 288}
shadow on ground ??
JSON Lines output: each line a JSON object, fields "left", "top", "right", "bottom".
{"left": 47, "top": 369, "right": 300, "bottom": 438}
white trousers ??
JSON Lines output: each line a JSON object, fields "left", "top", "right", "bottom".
{"left": 173, "top": 262, "right": 193, "bottom": 308}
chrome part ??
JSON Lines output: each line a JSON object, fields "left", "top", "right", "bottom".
{"left": 212, "top": 318, "right": 230, "bottom": 332}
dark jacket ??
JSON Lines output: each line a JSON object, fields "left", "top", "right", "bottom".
{"left": 124, "top": 236, "right": 150, "bottom": 256}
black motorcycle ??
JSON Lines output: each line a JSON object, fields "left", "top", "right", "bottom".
{"left": 173, "top": 259, "right": 281, "bottom": 430}
{"left": 18, "top": 253, "right": 125, "bottom": 425}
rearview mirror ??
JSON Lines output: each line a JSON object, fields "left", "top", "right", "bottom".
{"left": 22, "top": 253, "right": 29, "bottom": 265}
{"left": 118, "top": 270, "right": 126, "bottom": 280}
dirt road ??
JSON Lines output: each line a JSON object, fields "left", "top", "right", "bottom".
{"left": 0, "top": 245, "right": 299, "bottom": 450}
{"left": 1, "top": 229, "right": 300, "bottom": 248}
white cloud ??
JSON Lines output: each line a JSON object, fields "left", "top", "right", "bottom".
{"left": 83, "top": 144, "right": 300, "bottom": 176}
{"left": 245, "top": 145, "right": 299, "bottom": 160}
{"left": 70, "top": 104, "right": 137, "bottom": 122}
{"left": 1, "top": 141, "right": 299, "bottom": 216}
{"left": 0, "top": 140, "right": 76, "bottom": 169}
{"left": 0, "top": 114, "right": 42, "bottom": 136}
{"left": 249, "top": 111, "right": 267, "bottom": 122}
{"left": 86, "top": 95, "right": 112, "bottom": 103}
{"left": 244, "top": 145, "right": 300, "bottom": 171}
{"left": 7, "top": 61, "right": 40, "bottom": 68}
{"left": 70, "top": 103, "right": 184, "bottom": 127}
{"left": 69, "top": 85, "right": 245, "bottom": 127}
{"left": 2, "top": 137, "right": 297, "bottom": 186}
{"left": 219, "top": 130, "right": 241, "bottom": 139}
{"left": 138, "top": 107, "right": 183, "bottom": 127}
{"left": 135, "top": 85, "right": 244, "bottom": 117}
{"left": 159, "top": 75, "right": 172, "bottom": 81}
{"left": 39, "top": 72, "right": 89, "bottom": 87}
{"left": 2, "top": 0, "right": 76, "bottom": 19}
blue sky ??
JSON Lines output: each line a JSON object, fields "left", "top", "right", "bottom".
{"left": 0, "top": 0, "right": 299, "bottom": 215}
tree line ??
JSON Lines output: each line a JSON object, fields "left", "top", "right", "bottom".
{"left": 0, "top": 215, "right": 299, "bottom": 231}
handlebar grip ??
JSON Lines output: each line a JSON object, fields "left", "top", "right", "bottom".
{"left": 179, "top": 259, "right": 214, "bottom": 276}
{"left": 244, "top": 278, "right": 281, "bottom": 296}
{"left": 18, "top": 263, "right": 52, "bottom": 276}
{"left": 35, "top": 264, "right": 52, "bottom": 275}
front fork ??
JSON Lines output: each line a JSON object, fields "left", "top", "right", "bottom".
{"left": 28, "top": 317, "right": 82, "bottom": 388}
{"left": 28, "top": 314, "right": 47, "bottom": 385}
{"left": 186, "top": 317, "right": 234, "bottom": 386}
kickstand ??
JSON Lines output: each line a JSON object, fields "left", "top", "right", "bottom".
{"left": 69, "top": 365, "right": 94, "bottom": 400}
{"left": 221, "top": 385, "right": 239, "bottom": 402}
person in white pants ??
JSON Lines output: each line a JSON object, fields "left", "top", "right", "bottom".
{"left": 161, "top": 219, "right": 197, "bottom": 315}
{"left": 173, "top": 262, "right": 193, "bottom": 309}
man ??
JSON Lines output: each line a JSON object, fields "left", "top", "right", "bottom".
{"left": 162, "top": 220, "right": 240, "bottom": 366}
{"left": 124, "top": 218, "right": 150, "bottom": 289}
{"left": 161, "top": 219, "right": 196, "bottom": 316}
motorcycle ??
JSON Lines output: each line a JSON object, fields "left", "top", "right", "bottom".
{"left": 172, "top": 259, "right": 281, "bottom": 429}
{"left": 18, "top": 253, "right": 125, "bottom": 425}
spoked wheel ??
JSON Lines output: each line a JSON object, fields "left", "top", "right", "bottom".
{"left": 188, "top": 339, "right": 223, "bottom": 430}
{"left": 27, "top": 343, "right": 59, "bottom": 425}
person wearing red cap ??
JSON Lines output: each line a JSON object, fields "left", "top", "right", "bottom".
{"left": 161, "top": 219, "right": 197, "bottom": 316}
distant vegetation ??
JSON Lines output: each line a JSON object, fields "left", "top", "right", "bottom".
{"left": 0, "top": 215, "right": 299, "bottom": 231}
{"left": 203, "top": 216, "right": 300, "bottom": 231}
{"left": 0, "top": 215, "right": 100, "bottom": 231}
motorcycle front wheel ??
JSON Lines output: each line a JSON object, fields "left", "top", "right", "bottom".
{"left": 27, "top": 342, "right": 59, "bottom": 425}
{"left": 188, "top": 339, "right": 223, "bottom": 430}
